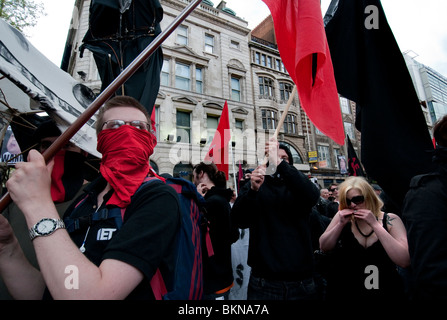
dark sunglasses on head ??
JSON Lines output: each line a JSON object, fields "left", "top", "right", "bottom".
{"left": 346, "top": 195, "right": 365, "bottom": 206}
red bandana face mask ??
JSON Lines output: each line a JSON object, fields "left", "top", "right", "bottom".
{"left": 97, "top": 125, "right": 157, "bottom": 208}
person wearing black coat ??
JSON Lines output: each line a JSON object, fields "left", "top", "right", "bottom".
{"left": 231, "top": 138, "right": 320, "bottom": 300}
{"left": 193, "top": 162, "right": 239, "bottom": 300}
{"left": 403, "top": 114, "right": 447, "bottom": 300}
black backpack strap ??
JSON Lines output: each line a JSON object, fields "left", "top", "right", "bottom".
{"left": 65, "top": 175, "right": 162, "bottom": 233}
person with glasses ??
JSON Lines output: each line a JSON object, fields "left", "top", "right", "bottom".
{"left": 325, "top": 184, "right": 340, "bottom": 218}
{"left": 1, "top": 96, "right": 181, "bottom": 299}
{"left": 319, "top": 176, "right": 410, "bottom": 300}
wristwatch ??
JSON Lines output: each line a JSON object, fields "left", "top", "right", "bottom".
{"left": 29, "top": 218, "right": 66, "bottom": 241}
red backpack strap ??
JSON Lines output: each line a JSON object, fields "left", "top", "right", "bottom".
{"left": 150, "top": 269, "right": 167, "bottom": 300}
{"left": 205, "top": 225, "right": 214, "bottom": 257}
{"left": 143, "top": 168, "right": 168, "bottom": 299}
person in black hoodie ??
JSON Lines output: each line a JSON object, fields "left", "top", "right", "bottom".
{"left": 231, "top": 137, "right": 320, "bottom": 300}
{"left": 193, "top": 162, "right": 239, "bottom": 300}
{"left": 403, "top": 114, "right": 447, "bottom": 300}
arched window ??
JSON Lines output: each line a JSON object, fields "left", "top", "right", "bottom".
{"left": 279, "top": 82, "right": 293, "bottom": 102}
{"left": 279, "top": 142, "right": 303, "bottom": 164}
{"left": 173, "top": 162, "right": 193, "bottom": 181}
{"left": 261, "top": 109, "right": 277, "bottom": 130}
{"left": 258, "top": 76, "right": 274, "bottom": 98}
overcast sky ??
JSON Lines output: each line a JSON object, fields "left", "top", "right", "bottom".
{"left": 26, "top": 0, "right": 447, "bottom": 77}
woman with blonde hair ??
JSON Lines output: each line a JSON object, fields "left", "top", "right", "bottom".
{"left": 319, "top": 176, "right": 410, "bottom": 300}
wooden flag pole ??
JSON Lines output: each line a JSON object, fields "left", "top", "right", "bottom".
{"left": 261, "top": 85, "right": 297, "bottom": 166}
{"left": 0, "top": 0, "right": 204, "bottom": 212}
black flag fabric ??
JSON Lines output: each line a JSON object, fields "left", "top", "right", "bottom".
{"left": 80, "top": 0, "right": 164, "bottom": 114}
{"left": 347, "top": 135, "right": 365, "bottom": 177}
{"left": 325, "top": 0, "right": 434, "bottom": 212}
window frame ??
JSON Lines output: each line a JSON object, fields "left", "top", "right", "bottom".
{"left": 176, "top": 110, "right": 191, "bottom": 143}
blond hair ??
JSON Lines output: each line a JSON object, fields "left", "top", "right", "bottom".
{"left": 338, "top": 176, "right": 384, "bottom": 217}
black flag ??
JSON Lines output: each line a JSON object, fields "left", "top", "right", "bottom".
{"left": 325, "top": 0, "right": 434, "bottom": 212}
{"left": 347, "top": 135, "right": 365, "bottom": 177}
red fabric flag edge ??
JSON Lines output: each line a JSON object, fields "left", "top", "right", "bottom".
{"left": 262, "top": 0, "right": 345, "bottom": 145}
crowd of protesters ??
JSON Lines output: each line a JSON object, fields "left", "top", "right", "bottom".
{"left": 0, "top": 97, "right": 446, "bottom": 300}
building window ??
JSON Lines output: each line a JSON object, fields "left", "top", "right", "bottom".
{"left": 279, "top": 82, "right": 293, "bottom": 102}
{"left": 196, "top": 67, "right": 203, "bottom": 94}
{"left": 235, "top": 119, "right": 244, "bottom": 132}
{"left": 255, "top": 52, "right": 260, "bottom": 64}
{"left": 280, "top": 141, "right": 303, "bottom": 164}
{"left": 283, "top": 113, "right": 297, "bottom": 134}
{"left": 205, "top": 34, "right": 214, "bottom": 53}
{"left": 259, "top": 76, "right": 274, "bottom": 98}
{"left": 207, "top": 115, "right": 219, "bottom": 143}
{"left": 176, "top": 110, "right": 191, "bottom": 143}
{"left": 173, "top": 162, "right": 193, "bottom": 181}
{"left": 344, "top": 121, "right": 355, "bottom": 140}
{"left": 154, "top": 106, "right": 160, "bottom": 141}
{"left": 161, "top": 59, "right": 170, "bottom": 86}
{"left": 340, "top": 97, "right": 350, "bottom": 114}
{"left": 315, "top": 127, "right": 325, "bottom": 136}
{"left": 318, "top": 145, "right": 332, "bottom": 168}
{"left": 267, "top": 56, "right": 272, "bottom": 69}
{"left": 231, "top": 77, "right": 241, "bottom": 101}
{"left": 230, "top": 40, "right": 240, "bottom": 49}
{"left": 175, "top": 62, "right": 191, "bottom": 91}
{"left": 261, "top": 54, "right": 266, "bottom": 66}
{"left": 333, "top": 148, "right": 341, "bottom": 169}
{"left": 275, "top": 59, "right": 282, "bottom": 72}
{"left": 177, "top": 25, "right": 188, "bottom": 45}
{"left": 261, "top": 109, "right": 277, "bottom": 130}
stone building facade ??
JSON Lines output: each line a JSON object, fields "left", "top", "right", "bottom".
{"left": 62, "top": 0, "right": 361, "bottom": 188}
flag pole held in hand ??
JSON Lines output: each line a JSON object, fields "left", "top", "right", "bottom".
{"left": 0, "top": 0, "right": 204, "bottom": 213}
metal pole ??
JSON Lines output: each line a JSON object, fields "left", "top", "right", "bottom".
{"left": 230, "top": 141, "right": 238, "bottom": 197}
{"left": 0, "top": 0, "right": 204, "bottom": 212}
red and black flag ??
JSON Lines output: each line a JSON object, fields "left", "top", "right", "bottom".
{"left": 347, "top": 135, "right": 365, "bottom": 177}
{"left": 325, "top": 0, "right": 434, "bottom": 211}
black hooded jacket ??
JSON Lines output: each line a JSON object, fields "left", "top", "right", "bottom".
{"left": 231, "top": 161, "right": 320, "bottom": 281}
{"left": 403, "top": 147, "right": 447, "bottom": 300}
{"left": 202, "top": 186, "right": 239, "bottom": 294}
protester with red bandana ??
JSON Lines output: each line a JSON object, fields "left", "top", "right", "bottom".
{"left": 0, "top": 96, "right": 181, "bottom": 299}
{"left": 0, "top": 119, "right": 90, "bottom": 300}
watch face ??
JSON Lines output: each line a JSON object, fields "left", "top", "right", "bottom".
{"left": 36, "top": 219, "right": 56, "bottom": 235}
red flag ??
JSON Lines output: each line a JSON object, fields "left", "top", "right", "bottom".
{"left": 204, "top": 101, "right": 231, "bottom": 179}
{"left": 151, "top": 106, "right": 156, "bottom": 135}
{"left": 262, "top": 0, "right": 344, "bottom": 145}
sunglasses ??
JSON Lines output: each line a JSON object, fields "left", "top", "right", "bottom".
{"left": 102, "top": 120, "right": 150, "bottom": 131}
{"left": 346, "top": 195, "right": 365, "bottom": 206}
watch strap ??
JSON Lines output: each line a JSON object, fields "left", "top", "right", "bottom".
{"left": 29, "top": 218, "right": 66, "bottom": 241}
